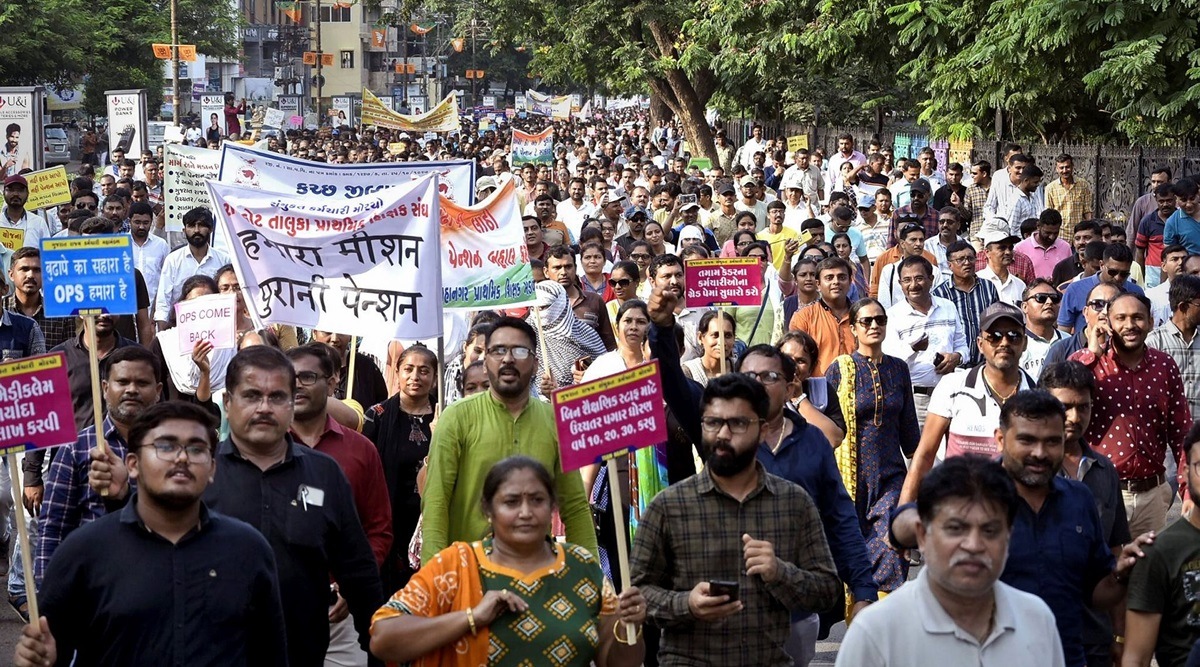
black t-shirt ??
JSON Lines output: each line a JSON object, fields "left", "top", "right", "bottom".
{"left": 859, "top": 171, "right": 889, "bottom": 187}
{"left": 1126, "top": 518, "right": 1200, "bottom": 667}
{"left": 1052, "top": 254, "right": 1084, "bottom": 288}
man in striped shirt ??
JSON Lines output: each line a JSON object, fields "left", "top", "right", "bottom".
{"left": 933, "top": 240, "right": 999, "bottom": 368}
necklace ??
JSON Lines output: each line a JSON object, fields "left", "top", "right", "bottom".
{"left": 766, "top": 416, "right": 788, "bottom": 453}
{"left": 982, "top": 372, "right": 1018, "bottom": 405}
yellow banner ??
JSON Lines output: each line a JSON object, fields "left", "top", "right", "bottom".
{"left": 360, "top": 88, "right": 461, "bottom": 133}
{"left": 787, "top": 135, "right": 809, "bottom": 151}
{"left": 0, "top": 228, "right": 24, "bottom": 252}
{"left": 24, "top": 166, "right": 72, "bottom": 210}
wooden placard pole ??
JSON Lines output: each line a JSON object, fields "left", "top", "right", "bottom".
{"left": 718, "top": 325, "right": 727, "bottom": 375}
{"left": 85, "top": 315, "right": 107, "bottom": 457}
{"left": 345, "top": 336, "right": 358, "bottom": 403}
{"left": 605, "top": 456, "right": 636, "bottom": 640}
{"left": 7, "top": 452, "right": 39, "bottom": 624}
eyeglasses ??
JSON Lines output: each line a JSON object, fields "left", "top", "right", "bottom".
{"left": 75, "top": 203, "right": 97, "bottom": 210}
{"left": 142, "top": 440, "right": 212, "bottom": 463}
{"left": 937, "top": 218, "right": 958, "bottom": 224}
{"left": 949, "top": 255, "right": 976, "bottom": 264}
{"left": 983, "top": 330, "right": 1024, "bottom": 345}
{"left": 608, "top": 278, "right": 633, "bottom": 288}
{"left": 856, "top": 315, "right": 888, "bottom": 328}
{"left": 1105, "top": 268, "right": 1130, "bottom": 279}
{"left": 235, "top": 391, "right": 293, "bottom": 407}
{"left": 699, "top": 416, "right": 762, "bottom": 434}
{"left": 742, "top": 370, "right": 785, "bottom": 385}
{"left": 1025, "top": 293, "right": 1062, "bottom": 305}
{"left": 1087, "top": 299, "right": 1111, "bottom": 312}
{"left": 486, "top": 345, "right": 533, "bottom": 360}
{"left": 295, "top": 371, "right": 327, "bottom": 387}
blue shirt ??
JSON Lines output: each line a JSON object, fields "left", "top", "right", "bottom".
{"left": 1057, "top": 274, "right": 1144, "bottom": 332}
{"left": 1001, "top": 475, "right": 1115, "bottom": 667}
{"left": 1164, "top": 208, "right": 1200, "bottom": 255}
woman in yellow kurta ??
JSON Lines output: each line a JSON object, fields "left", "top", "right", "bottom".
{"left": 370, "top": 457, "right": 647, "bottom": 667}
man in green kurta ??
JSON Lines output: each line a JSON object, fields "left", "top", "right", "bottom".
{"left": 421, "top": 316, "right": 597, "bottom": 563}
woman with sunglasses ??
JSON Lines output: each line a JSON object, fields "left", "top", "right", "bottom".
{"left": 604, "top": 260, "right": 641, "bottom": 332}
{"left": 824, "top": 297, "right": 919, "bottom": 600}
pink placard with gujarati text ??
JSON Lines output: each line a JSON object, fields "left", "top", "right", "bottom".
{"left": 553, "top": 361, "right": 668, "bottom": 472}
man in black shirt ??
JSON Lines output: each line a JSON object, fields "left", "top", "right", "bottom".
{"left": 16, "top": 401, "right": 287, "bottom": 667}
{"left": 88, "top": 346, "right": 386, "bottom": 667}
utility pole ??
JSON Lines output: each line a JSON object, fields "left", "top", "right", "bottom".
{"left": 470, "top": 17, "right": 477, "bottom": 107}
{"left": 171, "top": 0, "right": 180, "bottom": 125}
{"left": 315, "top": 0, "right": 323, "bottom": 121}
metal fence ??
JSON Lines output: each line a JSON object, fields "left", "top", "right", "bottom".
{"left": 720, "top": 118, "right": 1200, "bottom": 223}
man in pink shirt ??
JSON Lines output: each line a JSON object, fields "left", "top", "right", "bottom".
{"left": 1015, "top": 209, "right": 1073, "bottom": 280}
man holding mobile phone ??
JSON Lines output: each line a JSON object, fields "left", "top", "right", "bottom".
{"left": 630, "top": 288, "right": 840, "bottom": 667}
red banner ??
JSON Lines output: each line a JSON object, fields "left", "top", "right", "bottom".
{"left": 553, "top": 361, "right": 667, "bottom": 472}
{"left": 0, "top": 353, "right": 77, "bottom": 455}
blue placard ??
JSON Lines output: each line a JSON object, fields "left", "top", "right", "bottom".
{"left": 41, "top": 235, "right": 138, "bottom": 317}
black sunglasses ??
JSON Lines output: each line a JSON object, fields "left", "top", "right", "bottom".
{"left": 983, "top": 330, "right": 1024, "bottom": 344}
{"left": 607, "top": 278, "right": 632, "bottom": 288}
{"left": 1025, "top": 293, "right": 1062, "bottom": 305}
{"left": 856, "top": 315, "right": 888, "bottom": 328}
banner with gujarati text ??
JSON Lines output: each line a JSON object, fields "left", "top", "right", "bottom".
{"left": 360, "top": 88, "right": 460, "bottom": 133}
{"left": 207, "top": 175, "right": 444, "bottom": 339}
{"left": 510, "top": 128, "right": 554, "bottom": 166}
{"left": 440, "top": 179, "right": 536, "bottom": 310}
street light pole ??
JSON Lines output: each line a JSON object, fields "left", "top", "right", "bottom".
{"left": 315, "top": 0, "right": 323, "bottom": 121}
{"left": 171, "top": 0, "right": 180, "bottom": 125}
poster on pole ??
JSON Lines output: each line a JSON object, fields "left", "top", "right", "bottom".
{"left": 330, "top": 96, "right": 353, "bottom": 127}
{"left": 684, "top": 257, "right": 763, "bottom": 307}
{"left": 0, "top": 353, "right": 77, "bottom": 456}
{"left": 440, "top": 179, "right": 536, "bottom": 310}
{"left": 105, "top": 89, "right": 149, "bottom": 157}
{"left": 510, "top": 128, "right": 554, "bottom": 166}
{"left": 552, "top": 361, "right": 668, "bottom": 472}
{"left": 0, "top": 86, "right": 45, "bottom": 177}
{"left": 41, "top": 235, "right": 138, "bottom": 317}
{"left": 200, "top": 94, "right": 226, "bottom": 138}
{"left": 23, "top": 166, "right": 71, "bottom": 210}
{"left": 208, "top": 174, "right": 444, "bottom": 340}
{"left": 164, "top": 144, "right": 220, "bottom": 231}
{"left": 263, "top": 107, "right": 286, "bottom": 131}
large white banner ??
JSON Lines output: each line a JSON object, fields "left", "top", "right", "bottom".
{"left": 163, "top": 144, "right": 220, "bottom": 231}
{"left": 218, "top": 141, "right": 477, "bottom": 204}
{"left": 105, "top": 89, "right": 148, "bottom": 157}
{"left": 207, "top": 174, "right": 444, "bottom": 339}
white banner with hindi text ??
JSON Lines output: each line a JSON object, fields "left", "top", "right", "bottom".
{"left": 207, "top": 174, "right": 444, "bottom": 339}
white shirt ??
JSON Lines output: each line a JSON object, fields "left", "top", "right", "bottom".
{"left": 836, "top": 568, "right": 1065, "bottom": 667}
{"left": 1021, "top": 327, "right": 1066, "bottom": 378}
{"left": 0, "top": 210, "right": 52, "bottom": 250}
{"left": 928, "top": 365, "right": 1036, "bottom": 459}
{"left": 1148, "top": 279, "right": 1173, "bottom": 327}
{"left": 883, "top": 296, "right": 968, "bottom": 387}
{"left": 152, "top": 245, "right": 231, "bottom": 322}
{"left": 825, "top": 150, "right": 867, "bottom": 188}
{"left": 555, "top": 199, "right": 596, "bottom": 240}
{"left": 131, "top": 233, "right": 171, "bottom": 306}
{"left": 876, "top": 262, "right": 948, "bottom": 311}
{"left": 736, "top": 138, "right": 769, "bottom": 169}
{"left": 976, "top": 266, "right": 1027, "bottom": 306}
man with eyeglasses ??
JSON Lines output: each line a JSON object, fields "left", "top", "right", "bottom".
{"left": 656, "top": 285, "right": 876, "bottom": 667}
{"left": 902, "top": 303, "right": 1037, "bottom": 501}
{"left": 1043, "top": 282, "right": 1122, "bottom": 375}
{"left": 876, "top": 224, "right": 943, "bottom": 309}
{"left": 630, "top": 364, "right": 840, "bottom": 667}
{"left": 883, "top": 255, "right": 967, "bottom": 427}
{"left": 17, "top": 401, "right": 287, "bottom": 667}
{"left": 93, "top": 346, "right": 386, "bottom": 666}
{"left": 888, "top": 178, "right": 938, "bottom": 247}
{"left": 1071, "top": 293, "right": 1193, "bottom": 536}
{"left": 287, "top": 343, "right": 392, "bottom": 666}
{"left": 1019, "top": 279, "right": 1066, "bottom": 377}
{"left": 933, "top": 241, "right": 998, "bottom": 368}
{"left": 1058, "top": 243, "right": 1144, "bottom": 334}
{"left": 421, "top": 316, "right": 596, "bottom": 561}
{"left": 923, "top": 206, "right": 966, "bottom": 273}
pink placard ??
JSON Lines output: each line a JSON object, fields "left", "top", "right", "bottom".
{"left": 553, "top": 360, "right": 668, "bottom": 472}
{"left": 0, "top": 353, "right": 77, "bottom": 454}
{"left": 684, "top": 257, "right": 763, "bottom": 307}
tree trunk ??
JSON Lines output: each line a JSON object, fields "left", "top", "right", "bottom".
{"left": 650, "top": 93, "right": 672, "bottom": 127}
{"left": 647, "top": 73, "right": 718, "bottom": 164}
